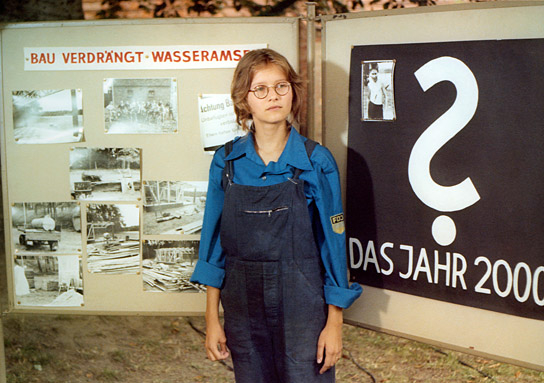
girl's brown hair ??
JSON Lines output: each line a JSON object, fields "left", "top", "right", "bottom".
{"left": 231, "top": 49, "right": 304, "bottom": 131}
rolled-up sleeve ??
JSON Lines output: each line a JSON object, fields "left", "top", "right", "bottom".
{"left": 311, "top": 146, "right": 362, "bottom": 309}
{"left": 190, "top": 149, "right": 227, "bottom": 288}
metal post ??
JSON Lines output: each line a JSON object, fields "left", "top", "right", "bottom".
{"left": 0, "top": 315, "right": 6, "bottom": 383}
{"left": 306, "top": 2, "right": 316, "bottom": 140}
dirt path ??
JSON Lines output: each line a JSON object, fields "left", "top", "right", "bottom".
{"left": 3, "top": 314, "right": 544, "bottom": 383}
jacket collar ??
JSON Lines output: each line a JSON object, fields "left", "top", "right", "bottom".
{"left": 224, "top": 127, "right": 314, "bottom": 172}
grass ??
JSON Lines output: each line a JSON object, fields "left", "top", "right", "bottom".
{"left": 96, "top": 368, "right": 122, "bottom": 382}
{"left": 108, "top": 350, "right": 128, "bottom": 364}
{"left": 3, "top": 314, "right": 544, "bottom": 383}
{"left": 340, "top": 323, "right": 544, "bottom": 383}
{"left": 8, "top": 340, "right": 52, "bottom": 366}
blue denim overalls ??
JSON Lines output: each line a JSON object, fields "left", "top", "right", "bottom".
{"left": 220, "top": 139, "right": 334, "bottom": 383}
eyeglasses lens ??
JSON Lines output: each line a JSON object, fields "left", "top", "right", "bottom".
{"left": 252, "top": 83, "right": 290, "bottom": 99}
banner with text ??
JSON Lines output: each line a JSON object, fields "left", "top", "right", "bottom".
{"left": 24, "top": 44, "right": 267, "bottom": 71}
{"left": 347, "top": 39, "right": 544, "bottom": 321}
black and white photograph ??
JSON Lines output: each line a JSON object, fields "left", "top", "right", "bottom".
{"left": 362, "top": 60, "right": 396, "bottom": 121}
{"left": 12, "top": 89, "right": 84, "bottom": 144}
{"left": 14, "top": 255, "right": 84, "bottom": 307}
{"left": 143, "top": 181, "right": 207, "bottom": 235}
{"left": 142, "top": 240, "right": 203, "bottom": 293}
{"left": 11, "top": 202, "right": 82, "bottom": 255}
{"left": 86, "top": 203, "right": 140, "bottom": 274}
{"left": 70, "top": 147, "right": 141, "bottom": 201}
{"left": 103, "top": 78, "right": 178, "bottom": 134}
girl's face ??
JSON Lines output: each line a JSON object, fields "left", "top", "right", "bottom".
{"left": 247, "top": 64, "right": 293, "bottom": 130}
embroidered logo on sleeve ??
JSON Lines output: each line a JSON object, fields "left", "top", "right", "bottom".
{"left": 330, "top": 213, "right": 345, "bottom": 234}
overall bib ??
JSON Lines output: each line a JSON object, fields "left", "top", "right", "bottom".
{"left": 220, "top": 139, "right": 334, "bottom": 383}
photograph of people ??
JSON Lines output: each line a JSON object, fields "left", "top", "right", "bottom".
{"left": 362, "top": 60, "right": 396, "bottom": 121}
{"left": 190, "top": 48, "right": 362, "bottom": 382}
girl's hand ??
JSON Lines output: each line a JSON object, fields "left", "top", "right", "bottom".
{"left": 205, "top": 318, "right": 229, "bottom": 361}
{"left": 316, "top": 305, "right": 343, "bottom": 374}
{"left": 205, "top": 286, "right": 229, "bottom": 361}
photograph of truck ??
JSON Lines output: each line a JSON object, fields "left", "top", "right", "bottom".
{"left": 11, "top": 202, "right": 82, "bottom": 255}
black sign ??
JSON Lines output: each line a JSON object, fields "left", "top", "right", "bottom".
{"left": 347, "top": 40, "right": 544, "bottom": 321}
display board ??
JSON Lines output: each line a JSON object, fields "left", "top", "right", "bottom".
{"left": 0, "top": 18, "right": 299, "bottom": 315}
{"left": 322, "top": 1, "right": 544, "bottom": 370}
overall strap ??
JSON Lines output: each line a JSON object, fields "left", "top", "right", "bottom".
{"left": 292, "top": 138, "right": 318, "bottom": 179}
{"left": 221, "top": 140, "right": 234, "bottom": 190}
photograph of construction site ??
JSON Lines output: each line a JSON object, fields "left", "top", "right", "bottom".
{"left": 70, "top": 147, "right": 141, "bottom": 201}
{"left": 14, "top": 255, "right": 83, "bottom": 307}
{"left": 103, "top": 78, "right": 178, "bottom": 134}
{"left": 86, "top": 203, "right": 140, "bottom": 274}
{"left": 11, "top": 89, "right": 84, "bottom": 144}
{"left": 11, "top": 202, "right": 82, "bottom": 255}
{"left": 142, "top": 240, "right": 203, "bottom": 293}
{"left": 143, "top": 181, "right": 207, "bottom": 235}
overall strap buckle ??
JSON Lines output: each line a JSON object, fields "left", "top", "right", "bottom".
{"left": 221, "top": 140, "right": 235, "bottom": 190}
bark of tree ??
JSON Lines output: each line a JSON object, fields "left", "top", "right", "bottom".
{"left": 0, "top": 0, "right": 84, "bottom": 22}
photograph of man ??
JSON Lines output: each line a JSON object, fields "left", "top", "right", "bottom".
{"left": 362, "top": 60, "right": 396, "bottom": 121}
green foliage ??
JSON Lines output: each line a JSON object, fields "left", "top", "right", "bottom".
{"left": 188, "top": 0, "right": 223, "bottom": 15}
{"left": 231, "top": 0, "right": 298, "bottom": 16}
{"left": 94, "top": 0, "right": 443, "bottom": 18}
{"left": 97, "top": 0, "right": 124, "bottom": 18}
{"left": 378, "top": 0, "right": 437, "bottom": 9}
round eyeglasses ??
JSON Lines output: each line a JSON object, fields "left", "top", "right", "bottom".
{"left": 248, "top": 82, "right": 291, "bottom": 99}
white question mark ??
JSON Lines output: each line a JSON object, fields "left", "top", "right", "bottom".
{"left": 408, "top": 56, "right": 481, "bottom": 246}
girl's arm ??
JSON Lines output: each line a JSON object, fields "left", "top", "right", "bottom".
{"left": 308, "top": 144, "right": 362, "bottom": 372}
{"left": 189, "top": 148, "right": 227, "bottom": 288}
{"left": 310, "top": 144, "right": 362, "bottom": 309}
{"left": 205, "top": 286, "right": 229, "bottom": 361}
{"left": 316, "top": 304, "right": 343, "bottom": 374}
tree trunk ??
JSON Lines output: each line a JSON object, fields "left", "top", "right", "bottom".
{"left": 0, "top": 0, "right": 84, "bottom": 22}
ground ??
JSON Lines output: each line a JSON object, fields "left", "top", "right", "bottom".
{"left": 3, "top": 314, "right": 543, "bottom": 383}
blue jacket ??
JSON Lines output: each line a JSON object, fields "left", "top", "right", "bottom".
{"left": 190, "top": 127, "right": 362, "bottom": 308}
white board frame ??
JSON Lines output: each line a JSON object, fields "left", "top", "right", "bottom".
{"left": 321, "top": 1, "right": 544, "bottom": 371}
{"left": 0, "top": 17, "right": 299, "bottom": 316}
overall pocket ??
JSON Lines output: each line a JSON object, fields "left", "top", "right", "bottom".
{"left": 235, "top": 205, "right": 290, "bottom": 261}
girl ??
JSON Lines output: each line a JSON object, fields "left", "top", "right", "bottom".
{"left": 190, "top": 48, "right": 362, "bottom": 383}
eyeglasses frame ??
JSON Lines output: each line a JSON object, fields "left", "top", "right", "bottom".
{"left": 248, "top": 82, "right": 291, "bottom": 99}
